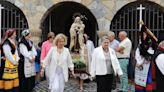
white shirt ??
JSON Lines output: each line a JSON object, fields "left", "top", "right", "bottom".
{"left": 2, "top": 44, "right": 19, "bottom": 65}
{"left": 117, "top": 37, "right": 132, "bottom": 58}
{"left": 86, "top": 40, "right": 94, "bottom": 55}
{"left": 155, "top": 54, "right": 164, "bottom": 75}
{"left": 42, "top": 47, "right": 74, "bottom": 82}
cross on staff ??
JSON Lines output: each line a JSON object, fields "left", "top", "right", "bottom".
{"left": 0, "top": 4, "right": 4, "bottom": 67}
{"left": 137, "top": 4, "right": 145, "bottom": 31}
{"left": 0, "top": 4, "right": 4, "bottom": 43}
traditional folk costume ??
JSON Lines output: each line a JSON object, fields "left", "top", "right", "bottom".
{"left": 154, "top": 45, "right": 164, "bottom": 92}
{"left": 18, "top": 29, "right": 37, "bottom": 92}
{"left": 0, "top": 29, "right": 20, "bottom": 92}
{"left": 135, "top": 25, "right": 158, "bottom": 92}
{"left": 42, "top": 47, "right": 74, "bottom": 92}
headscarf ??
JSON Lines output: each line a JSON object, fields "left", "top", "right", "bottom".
{"left": 20, "top": 29, "right": 30, "bottom": 43}
{"left": 21, "top": 29, "right": 30, "bottom": 37}
{"left": 1, "top": 28, "right": 16, "bottom": 44}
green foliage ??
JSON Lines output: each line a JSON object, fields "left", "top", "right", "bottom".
{"left": 73, "top": 59, "right": 86, "bottom": 69}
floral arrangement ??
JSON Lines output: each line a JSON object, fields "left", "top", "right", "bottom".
{"left": 73, "top": 58, "right": 86, "bottom": 69}
{"left": 71, "top": 53, "right": 86, "bottom": 73}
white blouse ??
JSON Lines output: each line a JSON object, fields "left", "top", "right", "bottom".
{"left": 19, "top": 42, "right": 37, "bottom": 78}
{"left": 42, "top": 46, "right": 74, "bottom": 82}
{"left": 2, "top": 44, "right": 19, "bottom": 65}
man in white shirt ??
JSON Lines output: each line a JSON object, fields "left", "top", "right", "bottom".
{"left": 116, "top": 31, "right": 132, "bottom": 92}
{"left": 154, "top": 40, "right": 164, "bottom": 92}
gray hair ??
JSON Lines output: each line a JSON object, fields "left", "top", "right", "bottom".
{"left": 101, "top": 35, "right": 109, "bottom": 42}
{"left": 119, "top": 31, "right": 127, "bottom": 37}
{"left": 107, "top": 31, "right": 115, "bottom": 37}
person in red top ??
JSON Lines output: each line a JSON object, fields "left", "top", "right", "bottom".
{"left": 40, "top": 32, "right": 55, "bottom": 83}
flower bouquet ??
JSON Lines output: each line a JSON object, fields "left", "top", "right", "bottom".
{"left": 71, "top": 53, "right": 86, "bottom": 73}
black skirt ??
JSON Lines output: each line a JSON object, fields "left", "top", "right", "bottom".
{"left": 18, "top": 58, "right": 35, "bottom": 92}
{"left": 96, "top": 74, "right": 113, "bottom": 92}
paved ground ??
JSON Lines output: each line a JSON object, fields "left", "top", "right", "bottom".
{"left": 33, "top": 78, "right": 119, "bottom": 92}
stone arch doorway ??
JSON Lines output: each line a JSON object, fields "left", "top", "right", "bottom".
{"left": 40, "top": 1, "right": 98, "bottom": 47}
{"left": 0, "top": 1, "right": 29, "bottom": 41}
{"left": 110, "top": 1, "right": 164, "bottom": 49}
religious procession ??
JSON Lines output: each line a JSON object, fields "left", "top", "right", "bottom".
{"left": 0, "top": 0, "right": 164, "bottom": 92}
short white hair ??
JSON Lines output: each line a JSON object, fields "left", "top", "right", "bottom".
{"left": 107, "top": 31, "right": 115, "bottom": 37}
{"left": 119, "top": 31, "right": 127, "bottom": 37}
{"left": 101, "top": 36, "right": 109, "bottom": 42}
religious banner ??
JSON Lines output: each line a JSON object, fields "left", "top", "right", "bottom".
{"left": 135, "top": 63, "right": 150, "bottom": 87}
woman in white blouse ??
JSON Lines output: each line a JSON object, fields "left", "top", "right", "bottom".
{"left": 90, "top": 36, "right": 123, "bottom": 92}
{"left": 41, "top": 33, "right": 74, "bottom": 92}
{"left": 19, "top": 29, "right": 37, "bottom": 92}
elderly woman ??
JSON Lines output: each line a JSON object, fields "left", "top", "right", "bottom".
{"left": 19, "top": 29, "right": 37, "bottom": 92}
{"left": 0, "top": 29, "right": 20, "bottom": 92}
{"left": 90, "top": 36, "right": 123, "bottom": 92}
{"left": 41, "top": 33, "right": 74, "bottom": 92}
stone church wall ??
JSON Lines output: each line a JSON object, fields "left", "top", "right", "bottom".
{"left": 5, "top": 0, "right": 164, "bottom": 44}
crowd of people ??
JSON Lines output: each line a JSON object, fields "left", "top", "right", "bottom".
{"left": 0, "top": 24, "right": 164, "bottom": 92}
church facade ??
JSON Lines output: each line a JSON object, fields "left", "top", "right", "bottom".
{"left": 1, "top": 0, "right": 164, "bottom": 46}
